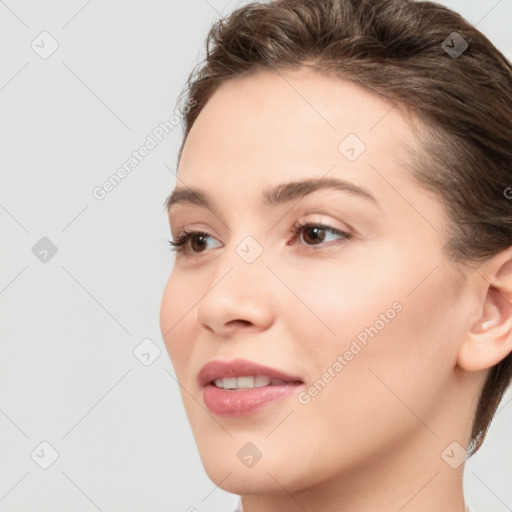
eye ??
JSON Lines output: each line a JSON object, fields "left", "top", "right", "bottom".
{"left": 167, "top": 229, "right": 220, "bottom": 255}
{"left": 289, "top": 221, "right": 352, "bottom": 249}
{"left": 167, "top": 222, "right": 352, "bottom": 256}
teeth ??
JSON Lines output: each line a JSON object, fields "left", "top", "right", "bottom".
{"left": 237, "top": 376, "right": 255, "bottom": 388}
{"left": 254, "top": 375, "right": 271, "bottom": 387}
{"left": 221, "top": 377, "right": 237, "bottom": 389}
{"left": 213, "top": 375, "right": 272, "bottom": 389}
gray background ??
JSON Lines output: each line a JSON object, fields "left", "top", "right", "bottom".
{"left": 1, "top": 1, "right": 511, "bottom": 511}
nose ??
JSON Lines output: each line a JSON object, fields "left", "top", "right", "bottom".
{"left": 195, "top": 245, "right": 276, "bottom": 336}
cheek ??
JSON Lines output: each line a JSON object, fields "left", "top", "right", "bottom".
{"left": 285, "top": 251, "right": 458, "bottom": 417}
{"left": 278, "top": 251, "right": 406, "bottom": 356}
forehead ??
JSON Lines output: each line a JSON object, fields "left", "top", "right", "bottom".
{"left": 178, "top": 68, "right": 418, "bottom": 182}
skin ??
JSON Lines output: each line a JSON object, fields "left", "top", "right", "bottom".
{"left": 159, "top": 67, "right": 512, "bottom": 512}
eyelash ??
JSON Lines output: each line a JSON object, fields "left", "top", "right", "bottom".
{"left": 167, "top": 221, "right": 352, "bottom": 257}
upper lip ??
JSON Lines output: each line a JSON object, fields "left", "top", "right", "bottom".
{"left": 198, "top": 358, "right": 304, "bottom": 387}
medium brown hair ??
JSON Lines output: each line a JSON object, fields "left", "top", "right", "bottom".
{"left": 174, "top": 0, "right": 512, "bottom": 455}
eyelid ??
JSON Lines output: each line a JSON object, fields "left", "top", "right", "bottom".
{"left": 170, "top": 221, "right": 219, "bottom": 238}
{"left": 291, "top": 210, "right": 354, "bottom": 235}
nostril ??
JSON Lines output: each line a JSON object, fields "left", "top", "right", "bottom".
{"left": 228, "top": 319, "right": 252, "bottom": 327}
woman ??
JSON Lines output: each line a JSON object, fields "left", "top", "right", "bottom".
{"left": 160, "top": 0, "right": 512, "bottom": 510}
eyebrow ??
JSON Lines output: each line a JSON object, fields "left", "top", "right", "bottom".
{"left": 165, "top": 177, "right": 379, "bottom": 214}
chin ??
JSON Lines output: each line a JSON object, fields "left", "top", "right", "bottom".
{"left": 197, "top": 439, "right": 323, "bottom": 496}
{"left": 201, "top": 457, "right": 294, "bottom": 495}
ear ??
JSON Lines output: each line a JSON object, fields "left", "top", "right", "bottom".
{"left": 458, "top": 248, "right": 512, "bottom": 371}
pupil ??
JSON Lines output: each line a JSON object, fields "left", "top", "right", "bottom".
{"left": 305, "top": 226, "right": 325, "bottom": 244}
{"left": 191, "top": 234, "right": 207, "bottom": 251}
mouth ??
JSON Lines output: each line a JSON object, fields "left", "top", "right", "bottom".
{"left": 210, "top": 375, "right": 303, "bottom": 389}
{"left": 198, "top": 358, "right": 305, "bottom": 416}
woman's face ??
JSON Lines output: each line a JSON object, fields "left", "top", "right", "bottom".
{"left": 160, "top": 68, "right": 476, "bottom": 495}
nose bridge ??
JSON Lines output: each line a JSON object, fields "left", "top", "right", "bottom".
{"left": 213, "top": 231, "right": 271, "bottom": 299}
{"left": 195, "top": 231, "right": 275, "bottom": 332}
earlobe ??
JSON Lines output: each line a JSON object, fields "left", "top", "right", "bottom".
{"left": 457, "top": 251, "right": 512, "bottom": 372}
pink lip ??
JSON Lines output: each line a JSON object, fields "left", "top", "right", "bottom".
{"left": 198, "top": 358, "right": 304, "bottom": 417}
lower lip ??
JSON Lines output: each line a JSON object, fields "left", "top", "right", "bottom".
{"left": 203, "top": 383, "right": 303, "bottom": 416}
